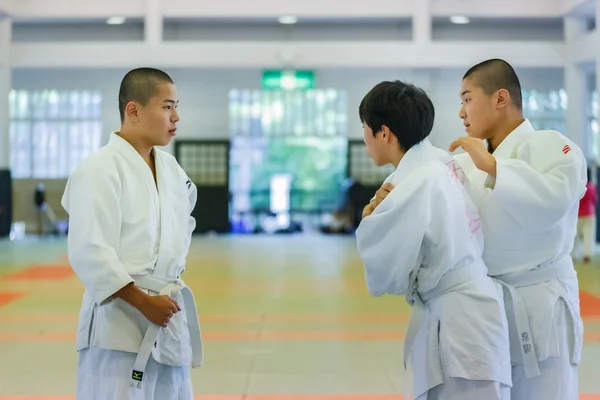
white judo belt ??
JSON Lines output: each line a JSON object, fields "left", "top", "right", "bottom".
{"left": 402, "top": 261, "right": 488, "bottom": 398}
{"left": 129, "top": 275, "right": 203, "bottom": 388}
{"left": 493, "top": 256, "right": 578, "bottom": 379}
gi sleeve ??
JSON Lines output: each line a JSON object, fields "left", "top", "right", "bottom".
{"left": 355, "top": 175, "right": 431, "bottom": 297}
{"left": 61, "top": 163, "right": 134, "bottom": 306}
{"left": 486, "top": 131, "right": 587, "bottom": 233}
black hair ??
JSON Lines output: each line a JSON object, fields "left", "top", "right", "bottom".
{"left": 359, "top": 80, "right": 435, "bottom": 151}
{"left": 118, "top": 67, "right": 174, "bottom": 122}
{"left": 463, "top": 58, "right": 523, "bottom": 111}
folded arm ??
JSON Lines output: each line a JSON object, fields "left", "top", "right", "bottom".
{"left": 62, "top": 165, "right": 134, "bottom": 306}
{"left": 356, "top": 177, "right": 430, "bottom": 297}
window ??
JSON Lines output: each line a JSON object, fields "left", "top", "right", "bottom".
{"left": 522, "top": 88, "right": 600, "bottom": 160}
{"left": 9, "top": 89, "right": 102, "bottom": 178}
{"left": 522, "top": 89, "right": 567, "bottom": 133}
{"left": 228, "top": 89, "right": 348, "bottom": 215}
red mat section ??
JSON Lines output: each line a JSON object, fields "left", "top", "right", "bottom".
{"left": 580, "top": 291, "right": 600, "bottom": 319}
{"left": 0, "top": 292, "right": 25, "bottom": 308}
{"left": 1, "top": 265, "right": 74, "bottom": 281}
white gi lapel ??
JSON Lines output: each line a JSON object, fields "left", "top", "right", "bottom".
{"left": 491, "top": 119, "right": 534, "bottom": 158}
{"left": 107, "top": 132, "right": 163, "bottom": 272}
{"left": 152, "top": 150, "right": 173, "bottom": 278}
{"left": 107, "top": 133, "right": 160, "bottom": 214}
{"left": 482, "top": 119, "right": 534, "bottom": 191}
{"left": 129, "top": 150, "right": 204, "bottom": 388}
{"left": 108, "top": 133, "right": 158, "bottom": 190}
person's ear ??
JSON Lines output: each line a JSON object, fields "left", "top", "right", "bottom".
{"left": 381, "top": 125, "right": 391, "bottom": 143}
{"left": 496, "top": 88, "right": 510, "bottom": 109}
{"left": 126, "top": 101, "right": 140, "bottom": 122}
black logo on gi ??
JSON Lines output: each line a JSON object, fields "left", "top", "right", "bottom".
{"left": 521, "top": 331, "right": 532, "bottom": 353}
{"left": 132, "top": 370, "right": 144, "bottom": 381}
{"left": 185, "top": 179, "right": 192, "bottom": 189}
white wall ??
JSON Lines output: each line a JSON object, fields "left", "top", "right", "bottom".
{"left": 10, "top": 66, "right": 566, "bottom": 152}
{"left": 11, "top": 18, "right": 564, "bottom": 43}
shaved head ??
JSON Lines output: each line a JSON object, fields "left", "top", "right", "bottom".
{"left": 118, "top": 67, "right": 174, "bottom": 122}
{"left": 462, "top": 58, "right": 522, "bottom": 111}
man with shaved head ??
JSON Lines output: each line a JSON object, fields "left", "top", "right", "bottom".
{"left": 62, "top": 67, "right": 203, "bottom": 399}
{"left": 451, "top": 58, "right": 586, "bottom": 399}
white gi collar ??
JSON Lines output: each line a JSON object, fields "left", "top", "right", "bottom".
{"left": 108, "top": 131, "right": 159, "bottom": 188}
{"left": 491, "top": 118, "right": 534, "bottom": 158}
{"left": 108, "top": 131, "right": 157, "bottom": 159}
{"left": 394, "top": 138, "right": 434, "bottom": 173}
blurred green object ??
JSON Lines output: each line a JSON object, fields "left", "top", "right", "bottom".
{"left": 249, "top": 137, "right": 347, "bottom": 211}
{"left": 262, "top": 70, "right": 315, "bottom": 90}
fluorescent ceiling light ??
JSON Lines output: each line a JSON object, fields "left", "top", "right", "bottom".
{"left": 107, "top": 16, "right": 126, "bottom": 25}
{"left": 450, "top": 15, "right": 470, "bottom": 24}
{"left": 278, "top": 15, "right": 298, "bottom": 25}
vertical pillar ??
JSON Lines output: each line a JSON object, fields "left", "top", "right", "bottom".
{"left": 595, "top": 0, "right": 600, "bottom": 164}
{"left": 564, "top": 17, "right": 588, "bottom": 157}
{"left": 144, "top": 0, "right": 162, "bottom": 44}
{"left": 596, "top": 0, "right": 600, "bottom": 35}
{"left": 0, "top": 18, "right": 10, "bottom": 171}
{"left": 564, "top": 64, "right": 587, "bottom": 156}
{"left": 565, "top": 62, "right": 588, "bottom": 151}
{"left": 412, "top": 0, "right": 431, "bottom": 44}
{"left": 0, "top": 17, "right": 11, "bottom": 237}
{"left": 596, "top": 60, "right": 600, "bottom": 165}
{"left": 590, "top": 0, "right": 599, "bottom": 240}
{"left": 591, "top": 52, "right": 600, "bottom": 243}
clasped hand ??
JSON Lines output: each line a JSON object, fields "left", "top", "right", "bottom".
{"left": 141, "top": 295, "right": 181, "bottom": 328}
{"left": 362, "top": 182, "right": 395, "bottom": 218}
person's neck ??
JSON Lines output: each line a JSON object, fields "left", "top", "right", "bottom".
{"left": 117, "top": 129, "right": 154, "bottom": 164}
{"left": 390, "top": 150, "right": 406, "bottom": 168}
{"left": 487, "top": 115, "right": 526, "bottom": 153}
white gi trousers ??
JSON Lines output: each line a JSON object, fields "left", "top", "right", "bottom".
{"left": 417, "top": 379, "right": 511, "bottom": 400}
{"left": 510, "top": 297, "right": 579, "bottom": 400}
{"left": 403, "top": 262, "right": 512, "bottom": 400}
{"left": 77, "top": 347, "right": 194, "bottom": 400}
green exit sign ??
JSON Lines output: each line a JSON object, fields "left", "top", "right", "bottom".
{"left": 262, "top": 70, "right": 315, "bottom": 90}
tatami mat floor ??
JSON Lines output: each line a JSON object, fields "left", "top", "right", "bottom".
{"left": 1, "top": 235, "right": 600, "bottom": 398}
